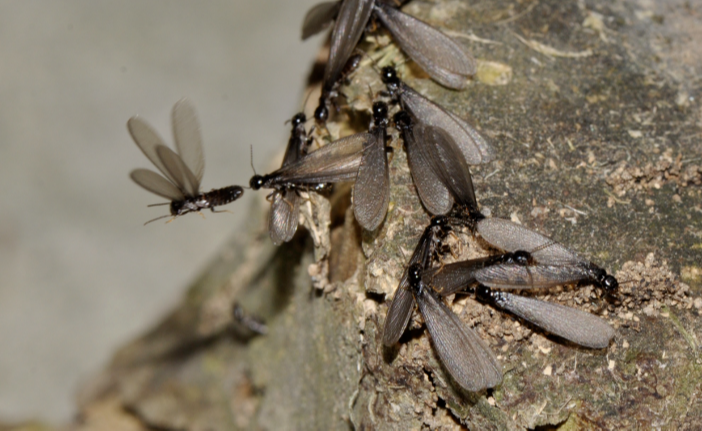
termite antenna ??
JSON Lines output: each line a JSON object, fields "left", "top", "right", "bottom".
{"left": 250, "top": 145, "right": 257, "bottom": 176}
{"left": 143, "top": 214, "right": 172, "bottom": 226}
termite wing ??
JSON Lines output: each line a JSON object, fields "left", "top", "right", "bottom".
{"left": 382, "top": 216, "right": 451, "bottom": 346}
{"left": 373, "top": 1, "right": 475, "bottom": 89}
{"left": 406, "top": 263, "right": 503, "bottom": 392}
{"left": 128, "top": 99, "right": 244, "bottom": 224}
{"left": 249, "top": 130, "right": 369, "bottom": 243}
{"left": 393, "top": 110, "right": 481, "bottom": 218}
{"left": 422, "top": 257, "right": 615, "bottom": 349}
{"left": 266, "top": 113, "right": 311, "bottom": 245}
{"left": 302, "top": 0, "right": 477, "bottom": 96}
{"left": 313, "top": 53, "right": 363, "bottom": 124}
{"left": 301, "top": 1, "right": 342, "bottom": 40}
{"left": 383, "top": 66, "right": 494, "bottom": 166}
{"left": 476, "top": 286, "right": 614, "bottom": 349}
{"left": 353, "top": 101, "right": 390, "bottom": 231}
{"left": 475, "top": 218, "right": 619, "bottom": 291}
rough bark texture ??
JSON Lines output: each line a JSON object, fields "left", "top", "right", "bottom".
{"left": 44, "top": 0, "right": 702, "bottom": 430}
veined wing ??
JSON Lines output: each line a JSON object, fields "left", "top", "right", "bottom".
{"left": 268, "top": 190, "right": 301, "bottom": 246}
{"left": 374, "top": 2, "right": 475, "bottom": 89}
{"left": 474, "top": 263, "right": 590, "bottom": 289}
{"left": 130, "top": 168, "right": 185, "bottom": 201}
{"left": 403, "top": 122, "right": 452, "bottom": 215}
{"left": 171, "top": 98, "right": 204, "bottom": 187}
{"left": 128, "top": 115, "right": 179, "bottom": 185}
{"left": 424, "top": 256, "right": 498, "bottom": 296}
{"left": 401, "top": 84, "right": 494, "bottom": 165}
{"left": 476, "top": 218, "right": 583, "bottom": 265}
{"left": 353, "top": 132, "right": 389, "bottom": 230}
{"left": 156, "top": 145, "right": 200, "bottom": 197}
{"left": 325, "top": 0, "right": 374, "bottom": 85}
{"left": 413, "top": 124, "right": 478, "bottom": 213}
{"left": 302, "top": 1, "right": 341, "bottom": 40}
{"left": 416, "top": 285, "right": 502, "bottom": 391}
{"left": 271, "top": 133, "right": 367, "bottom": 184}
{"left": 488, "top": 291, "right": 615, "bottom": 348}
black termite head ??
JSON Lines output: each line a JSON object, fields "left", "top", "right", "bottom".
{"left": 393, "top": 110, "right": 412, "bottom": 132}
{"left": 508, "top": 250, "right": 534, "bottom": 266}
{"left": 407, "top": 262, "right": 424, "bottom": 292}
{"left": 291, "top": 112, "right": 307, "bottom": 127}
{"left": 587, "top": 265, "right": 619, "bottom": 292}
{"left": 475, "top": 285, "right": 500, "bottom": 304}
{"left": 314, "top": 104, "right": 329, "bottom": 124}
{"left": 372, "top": 101, "right": 389, "bottom": 126}
{"left": 249, "top": 175, "right": 265, "bottom": 190}
{"left": 380, "top": 66, "right": 401, "bottom": 88}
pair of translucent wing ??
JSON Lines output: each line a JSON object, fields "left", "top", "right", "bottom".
{"left": 268, "top": 120, "right": 308, "bottom": 246}
{"left": 423, "top": 258, "right": 614, "bottom": 348}
{"left": 325, "top": 0, "right": 374, "bottom": 86}
{"left": 128, "top": 99, "right": 204, "bottom": 200}
{"left": 487, "top": 291, "right": 614, "bottom": 349}
{"left": 473, "top": 218, "right": 596, "bottom": 288}
{"left": 399, "top": 83, "right": 494, "bottom": 165}
{"left": 262, "top": 133, "right": 368, "bottom": 187}
{"left": 426, "top": 218, "right": 590, "bottom": 292}
{"left": 415, "top": 280, "right": 502, "bottom": 391}
{"left": 405, "top": 122, "right": 478, "bottom": 215}
{"left": 373, "top": 2, "right": 475, "bottom": 89}
{"left": 353, "top": 128, "right": 389, "bottom": 231}
{"left": 301, "top": 0, "right": 477, "bottom": 90}
{"left": 382, "top": 223, "right": 444, "bottom": 346}
{"left": 269, "top": 190, "right": 301, "bottom": 246}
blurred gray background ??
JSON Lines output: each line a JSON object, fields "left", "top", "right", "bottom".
{"left": 0, "top": 0, "right": 321, "bottom": 424}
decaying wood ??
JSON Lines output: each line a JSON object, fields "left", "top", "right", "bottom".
{"left": 66, "top": 0, "right": 702, "bottom": 430}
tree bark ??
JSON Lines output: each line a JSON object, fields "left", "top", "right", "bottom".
{"left": 70, "top": 0, "right": 702, "bottom": 430}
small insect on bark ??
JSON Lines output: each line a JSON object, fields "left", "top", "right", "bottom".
{"left": 261, "top": 113, "right": 312, "bottom": 246}
{"left": 394, "top": 110, "right": 483, "bottom": 219}
{"left": 406, "top": 262, "right": 503, "bottom": 392}
{"left": 353, "top": 100, "right": 392, "bottom": 231}
{"left": 383, "top": 67, "right": 494, "bottom": 166}
{"left": 474, "top": 217, "right": 619, "bottom": 291}
{"left": 382, "top": 215, "right": 452, "bottom": 346}
{"left": 128, "top": 99, "right": 244, "bottom": 225}
{"left": 249, "top": 118, "right": 369, "bottom": 243}
{"left": 421, "top": 255, "right": 616, "bottom": 349}
{"left": 302, "top": 0, "right": 477, "bottom": 89}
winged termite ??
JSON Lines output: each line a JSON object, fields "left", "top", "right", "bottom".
{"left": 353, "top": 101, "right": 390, "bottom": 231}
{"left": 406, "top": 263, "right": 503, "bottom": 391}
{"left": 372, "top": 1, "right": 476, "bottom": 89}
{"left": 301, "top": 1, "right": 342, "bottom": 40}
{"left": 264, "top": 113, "right": 312, "bottom": 246}
{"left": 314, "top": 53, "right": 363, "bottom": 124}
{"left": 383, "top": 216, "right": 451, "bottom": 346}
{"left": 422, "top": 252, "right": 534, "bottom": 296}
{"left": 323, "top": 0, "right": 375, "bottom": 96}
{"left": 475, "top": 218, "right": 619, "bottom": 291}
{"left": 128, "top": 99, "right": 244, "bottom": 224}
{"left": 303, "top": 0, "right": 477, "bottom": 103}
{"left": 382, "top": 66, "right": 494, "bottom": 164}
{"left": 393, "top": 110, "right": 482, "bottom": 220}
{"left": 249, "top": 129, "right": 367, "bottom": 193}
{"left": 476, "top": 286, "right": 614, "bottom": 349}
